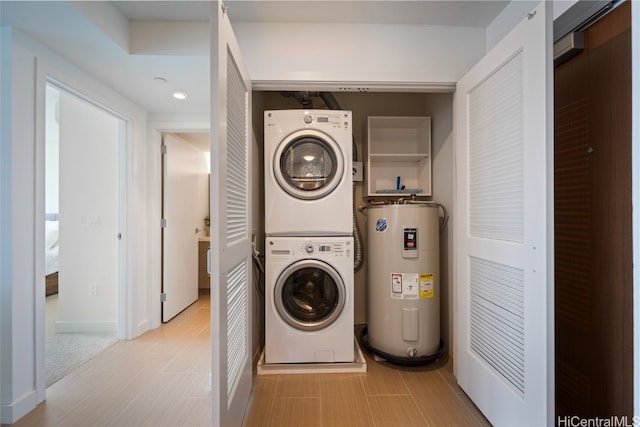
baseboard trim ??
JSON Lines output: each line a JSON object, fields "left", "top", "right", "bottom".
{"left": 1, "top": 389, "right": 38, "bottom": 424}
{"left": 54, "top": 320, "right": 117, "bottom": 334}
{"left": 136, "top": 318, "right": 150, "bottom": 338}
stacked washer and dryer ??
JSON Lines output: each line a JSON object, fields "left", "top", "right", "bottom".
{"left": 264, "top": 109, "right": 355, "bottom": 364}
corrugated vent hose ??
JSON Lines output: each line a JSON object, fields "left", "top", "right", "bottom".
{"left": 351, "top": 137, "right": 364, "bottom": 272}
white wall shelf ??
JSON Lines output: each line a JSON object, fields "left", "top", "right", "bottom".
{"left": 364, "top": 116, "right": 432, "bottom": 197}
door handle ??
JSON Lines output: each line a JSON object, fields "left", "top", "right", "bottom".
{"left": 207, "top": 249, "right": 211, "bottom": 275}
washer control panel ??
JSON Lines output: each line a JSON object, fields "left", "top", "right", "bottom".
{"left": 267, "top": 238, "right": 352, "bottom": 259}
{"left": 300, "top": 240, "right": 351, "bottom": 259}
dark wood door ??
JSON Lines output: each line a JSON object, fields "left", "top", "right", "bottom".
{"left": 555, "top": 0, "right": 632, "bottom": 419}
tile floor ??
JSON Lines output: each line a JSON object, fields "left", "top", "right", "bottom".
{"left": 244, "top": 342, "right": 491, "bottom": 427}
{"left": 11, "top": 293, "right": 490, "bottom": 426}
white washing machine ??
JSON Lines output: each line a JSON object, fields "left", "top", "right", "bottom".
{"left": 264, "top": 109, "right": 353, "bottom": 236}
{"left": 265, "top": 236, "right": 354, "bottom": 364}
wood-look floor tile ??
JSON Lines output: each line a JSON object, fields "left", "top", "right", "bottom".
{"left": 14, "top": 293, "right": 496, "bottom": 427}
{"left": 267, "top": 397, "right": 321, "bottom": 427}
{"left": 54, "top": 399, "right": 131, "bottom": 427}
{"left": 106, "top": 396, "right": 182, "bottom": 426}
{"left": 320, "top": 375, "right": 373, "bottom": 427}
{"left": 184, "top": 371, "right": 213, "bottom": 399}
{"left": 402, "top": 368, "right": 490, "bottom": 426}
{"left": 360, "top": 356, "right": 411, "bottom": 396}
{"left": 162, "top": 342, "right": 210, "bottom": 374}
{"left": 319, "top": 374, "right": 366, "bottom": 398}
{"left": 10, "top": 398, "right": 83, "bottom": 427}
{"left": 367, "top": 395, "right": 429, "bottom": 426}
{"left": 133, "top": 372, "right": 201, "bottom": 402}
{"left": 161, "top": 397, "right": 211, "bottom": 427}
{"left": 242, "top": 376, "right": 278, "bottom": 427}
{"left": 274, "top": 373, "right": 321, "bottom": 398}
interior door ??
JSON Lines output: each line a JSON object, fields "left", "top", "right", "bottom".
{"left": 554, "top": 2, "right": 633, "bottom": 418}
{"left": 453, "top": 1, "right": 553, "bottom": 425}
{"left": 210, "top": 1, "right": 253, "bottom": 425}
{"left": 162, "top": 134, "right": 203, "bottom": 322}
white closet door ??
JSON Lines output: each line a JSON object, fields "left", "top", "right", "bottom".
{"left": 210, "top": 1, "right": 253, "bottom": 425}
{"left": 453, "top": 2, "right": 553, "bottom": 426}
{"left": 162, "top": 134, "right": 201, "bottom": 322}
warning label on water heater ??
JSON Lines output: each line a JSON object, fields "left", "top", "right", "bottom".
{"left": 419, "top": 273, "right": 435, "bottom": 299}
{"left": 390, "top": 273, "right": 419, "bottom": 300}
{"left": 390, "top": 273, "right": 434, "bottom": 300}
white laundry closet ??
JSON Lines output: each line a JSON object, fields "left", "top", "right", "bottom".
{"left": 253, "top": 90, "right": 455, "bottom": 351}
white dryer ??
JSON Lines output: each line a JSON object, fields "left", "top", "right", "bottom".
{"left": 265, "top": 236, "right": 354, "bottom": 364}
{"left": 264, "top": 109, "right": 353, "bottom": 236}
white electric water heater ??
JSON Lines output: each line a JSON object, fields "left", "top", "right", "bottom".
{"left": 366, "top": 203, "right": 441, "bottom": 361}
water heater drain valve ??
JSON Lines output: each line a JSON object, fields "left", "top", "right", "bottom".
{"left": 407, "top": 348, "right": 418, "bottom": 357}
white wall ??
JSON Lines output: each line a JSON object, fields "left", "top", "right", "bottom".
{"left": 2, "top": 31, "right": 38, "bottom": 423}
{"left": 56, "top": 88, "right": 119, "bottom": 333}
{"left": 486, "top": 1, "right": 579, "bottom": 52}
{"left": 0, "top": 26, "right": 10, "bottom": 419}
{"left": 234, "top": 22, "right": 486, "bottom": 87}
{"left": 0, "top": 28, "right": 149, "bottom": 424}
{"left": 485, "top": 1, "right": 538, "bottom": 51}
{"left": 45, "top": 85, "right": 60, "bottom": 215}
{"left": 553, "top": 1, "right": 580, "bottom": 20}
{"left": 424, "top": 93, "right": 455, "bottom": 351}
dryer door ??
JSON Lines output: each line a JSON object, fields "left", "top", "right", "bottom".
{"left": 274, "top": 259, "right": 346, "bottom": 331}
{"left": 274, "top": 129, "right": 344, "bottom": 200}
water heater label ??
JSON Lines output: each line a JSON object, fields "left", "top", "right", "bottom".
{"left": 375, "top": 218, "right": 388, "bottom": 232}
{"left": 403, "top": 227, "right": 418, "bottom": 259}
{"left": 403, "top": 228, "right": 417, "bottom": 250}
{"left": 420, "top": 273, "right": 434, "bottom": 299}
{"left": 390, "top": 273, "right": 419, "bottom": 299}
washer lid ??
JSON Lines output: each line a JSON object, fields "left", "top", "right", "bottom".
{"left": 274, "top": 129, "right": 344, "bottom": 200}
{"left": 274, "top": 259, "right": 346, "bottom": 331}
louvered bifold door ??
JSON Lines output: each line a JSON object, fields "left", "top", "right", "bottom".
{"left": 210, "top": 1, "right": 253, "bottom": 425}
{"left": 453, "top": 2, "right": 553, "bottom": 426}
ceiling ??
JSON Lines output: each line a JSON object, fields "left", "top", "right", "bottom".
{"left": 1, "top": 1, "right": 509, "bottom": 116}
{"left": 113, "top": 1, "right": 508, "bottom": 26}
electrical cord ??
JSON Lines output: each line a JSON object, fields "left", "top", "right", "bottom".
{"left": 252, "top": 250, "right": 265, "bottom": 298}
{"left": 404, "top": 200, "right": 449, "bottom": 233}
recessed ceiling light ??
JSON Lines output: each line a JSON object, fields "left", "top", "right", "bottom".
{"left": 173, "top": 92, "right": 188, "bottom": 100}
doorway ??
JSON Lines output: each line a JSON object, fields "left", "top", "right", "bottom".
{"left": 44, "top": 83, "right": 122, "bottom": 386}
{"left": 161, "top": 132, "right": 210, "bottom": 322}
{"left": 554, "top": 1, "right": 633, "bottom": 418}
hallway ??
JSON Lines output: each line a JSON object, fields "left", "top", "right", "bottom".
{"left": 14, "top": 294, "right": 211, "bottom": 426}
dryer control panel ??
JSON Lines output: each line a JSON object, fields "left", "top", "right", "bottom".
{"left": 301, "top": 111, "right": 349, "bottom": 130}
{"left": 265, "top": 109, "right": 352, "bottom": 134}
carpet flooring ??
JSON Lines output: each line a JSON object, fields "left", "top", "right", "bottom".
{"left": 46, "top": 294, "right": 117, "bottom": 387}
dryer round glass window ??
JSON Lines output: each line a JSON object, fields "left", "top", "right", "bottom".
{"left": 274, "top": 259, "right": 346, "bottom": 331}
{"left": 274, "top": 129, "right": 344, "bottom": 200}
